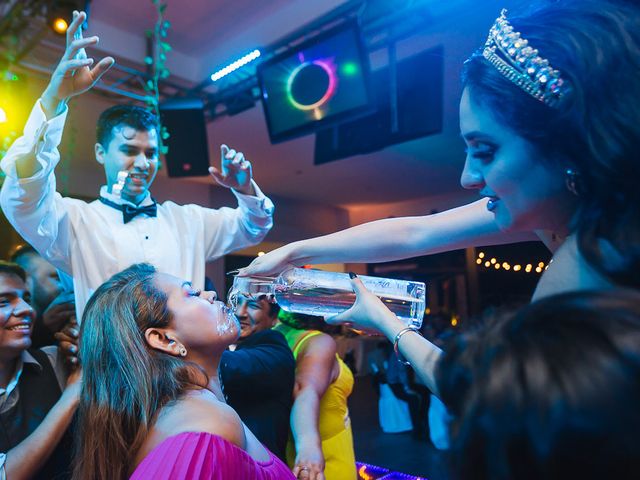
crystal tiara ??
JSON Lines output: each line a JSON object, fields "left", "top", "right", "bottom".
{"left": 482, "top": 9, "right": 567, "bottom": 107}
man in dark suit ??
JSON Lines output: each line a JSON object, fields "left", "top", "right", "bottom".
{"left": 220, "top": 295, "right": 295, "bottom": 461}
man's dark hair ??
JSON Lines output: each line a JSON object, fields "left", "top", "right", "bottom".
{"left": 267, "top": 302, "right": 281, "bottom": 318}
{"left": 0, "top": 260, "right": 27, "bottom": 283}
{"left": 96, "top": 105, "right": 159, "bottom": 148}
{"left": 9, "top": 244, "right": 37, "bottom": 264}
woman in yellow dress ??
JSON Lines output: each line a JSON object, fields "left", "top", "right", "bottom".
{"left": 275, "top": 312, "right": 356, "bottom": 480}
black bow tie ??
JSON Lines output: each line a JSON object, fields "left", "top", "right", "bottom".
{"left": 99, "top": 196, "right": 158, "bottom": 224}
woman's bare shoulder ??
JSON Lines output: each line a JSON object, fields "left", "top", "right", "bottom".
{"left": 141, "top": 389, "right": 245, "bottom": 456}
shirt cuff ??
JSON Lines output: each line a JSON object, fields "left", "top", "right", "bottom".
{"left": 0, "top": 452, "right": 6, "bottom": 480}
{"left": 0, "top": 100, "right": 68, "bottom": 183}
{"left": 232, "top": 180, "right": 275, "bottom": 216}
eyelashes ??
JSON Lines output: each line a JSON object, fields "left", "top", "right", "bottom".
{"left": 464, "top": 147, "right": 496, "bottom": 160}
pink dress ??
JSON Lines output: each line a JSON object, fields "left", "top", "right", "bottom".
{"left": 130, "top": 431, "right": 295, "bottom": 480}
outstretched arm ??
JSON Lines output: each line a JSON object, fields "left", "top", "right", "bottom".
{"left": 240, "top": 199, "right": 537, "bottom": 276}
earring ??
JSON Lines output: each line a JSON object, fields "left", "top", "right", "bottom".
{"left": 565, "top": 168, "right": 582, "bottom": 196}
{"left": 179, "top": 346, "right": 187, "bottom": 357}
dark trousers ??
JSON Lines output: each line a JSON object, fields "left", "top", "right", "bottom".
{"left": 388, "top": 383, "right": 428, "bottom": 438}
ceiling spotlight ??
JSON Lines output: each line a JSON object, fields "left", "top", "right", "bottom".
{"left": 48, "top": 0, "right": 90, "bottom": 35}
{"left": 52, "top": 17, "right": 68, "bottom": 34}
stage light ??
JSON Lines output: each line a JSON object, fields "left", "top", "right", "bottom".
{"left": 52, "top": 17, "right": 68, "bottom": 34}
{"left": 211, "top": 49, "right": 261, "bottom": 82}
{"left": 0, "top": 107, "right": 6, "bottom": 124}
{"left": 478, "top": 252, "right": 485, "bottom": 259}
{"left": 48, "top": 1, "right": 89, "bottom": 36}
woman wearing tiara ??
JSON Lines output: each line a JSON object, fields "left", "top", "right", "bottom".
{"left": 72, "top": 264, "right": 295, "bottom": 480}
{"left": 239, "top": 0, "right": 640, "bottom": 395}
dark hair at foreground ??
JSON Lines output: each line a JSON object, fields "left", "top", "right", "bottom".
{"left": 437, "top": 289, "right": 640, "bottom": 480}
{"left": 73, "top": 263, "right": 208, "bottom": 480}
{"left": 0, "top": 260, "right": 26, "bottom": 283}
{"left": 96, "top": 104, "right": 159, "bottom": 148}
{"left": 462, "top": 0, "right": 640, "bottom": 287}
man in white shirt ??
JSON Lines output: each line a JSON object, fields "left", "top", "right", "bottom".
{"left": 0, "top": 11, "right": 274, "bottom": 318}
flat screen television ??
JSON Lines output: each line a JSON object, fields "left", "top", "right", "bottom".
{"left": 257, "top": 20, "right": 372, "bottom": 144}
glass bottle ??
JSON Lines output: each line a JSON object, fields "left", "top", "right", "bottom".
{"left": 228, "top": 267, "right": 426, "bottom": 328}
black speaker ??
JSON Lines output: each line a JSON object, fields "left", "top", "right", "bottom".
{"left": 159, "top": 98, "right": 210, "bottom": 177}
{"left": 314, "top": 45, "right": 443, "bottom": 164}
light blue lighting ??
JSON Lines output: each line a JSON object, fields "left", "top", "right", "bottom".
{"left": 211, "top": 49, "right": 261, "bottom": 82}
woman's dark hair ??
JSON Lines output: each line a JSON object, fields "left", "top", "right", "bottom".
{"left": 437, "top": 290, "right": 640, "bottom": 480}
{"left": 73, "top": 263, "right": 208, "bottom": 480}
{"left": 462, "top": 0, "right": 640, "bottom": 287}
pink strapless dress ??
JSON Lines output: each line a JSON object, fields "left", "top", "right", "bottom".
{"left": 130, "top": 431, "right": 295, "bottom": 480}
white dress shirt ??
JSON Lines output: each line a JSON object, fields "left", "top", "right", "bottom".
{"left": 0, "top": 101, "right": 274, "bottom": 318}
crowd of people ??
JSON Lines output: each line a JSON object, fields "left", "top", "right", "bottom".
{"left": 1, "top": 0, "right": 639, "bottom": 478}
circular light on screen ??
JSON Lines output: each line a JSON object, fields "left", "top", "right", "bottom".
{"left": 53, "top": 18, "right": 69, "bottom": 34}
{"left": 286, "top": 59, "right": 337, "bottom": 111}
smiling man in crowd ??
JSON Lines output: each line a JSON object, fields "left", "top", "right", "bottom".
{"left": 0, "top": 261, "right": 78, "bottom": 480}
{"left": 0, "top": 11, "right": 274, "bottom": 318}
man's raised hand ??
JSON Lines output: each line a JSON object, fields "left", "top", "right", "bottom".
{"left": 41, "top": 10, "right": 115, "bottom": 118}
{"left": 209, "top": 144, "right": 255, "bottom": 195}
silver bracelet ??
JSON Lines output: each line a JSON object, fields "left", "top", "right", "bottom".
{"left": 393, "top": 327, "right": 420, "bottom": 366}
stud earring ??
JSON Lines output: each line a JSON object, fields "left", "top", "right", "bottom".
{"left": 179, "top": 346, "right": 187, "bottom": 357}
{"left": 565, "top": 168, "right": 582, "bottom": 196}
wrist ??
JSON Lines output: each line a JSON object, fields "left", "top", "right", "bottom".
{"left": 60, "top": 382, "right": 81, "bottom": 407}
{"left": 297, "top": 435, "right": 322, "bottom": 450}
{"left": 234, "top": 183, "right": 255, "bottom": 196}
{"left": 40, "top": 91, "right": 67, "bottom": 119}
{"left": 379, "top": 312, "right": 406, "bottom": 339}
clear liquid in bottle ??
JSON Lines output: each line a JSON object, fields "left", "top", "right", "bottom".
{"left": 228, "top": 268, "right": 426, "bottom": 329}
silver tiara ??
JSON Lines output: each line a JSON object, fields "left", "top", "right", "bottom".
{"left": 482, "top": 9, "right": 567, "bottom": 107}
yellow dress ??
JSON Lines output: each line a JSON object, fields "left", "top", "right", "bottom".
{"left": 275, "top": 323, "right": 357, "bottom": 480}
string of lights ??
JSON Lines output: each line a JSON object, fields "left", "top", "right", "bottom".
{"left": 475, "top": 251, "right": 550, "bottom": 274}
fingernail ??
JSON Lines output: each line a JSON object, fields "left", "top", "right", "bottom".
{"left": 70, "top": 345, "right": 77, "bottom": 353}
{"left": 349, "top": 272, "right": 357, "bottom": 279}
{"left": 70, "top": 328, "right": 79, "bottom": 337}
{"left": 226, "top": 269, "right": 240, "bottom": 276}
